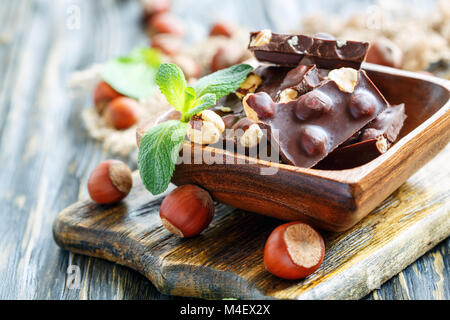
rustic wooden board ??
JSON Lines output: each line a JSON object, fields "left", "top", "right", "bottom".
{"left": 53, "top": 144, "right": 450, "bottom": 300}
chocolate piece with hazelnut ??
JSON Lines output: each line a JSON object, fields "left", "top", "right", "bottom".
{"left": 88, "top": 160, "right": 133, "bottom": 204}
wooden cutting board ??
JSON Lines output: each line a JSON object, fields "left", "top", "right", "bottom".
{"left": 53, "top": 145, "right": 450, "bottom": 300}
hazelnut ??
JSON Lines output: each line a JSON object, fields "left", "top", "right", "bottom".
{"left": 104, "top": 97, "right": 141, "bottom": 130}
{"left": 240, "top": 123, "right": 263, "bottom": 148}
{"left": 366, "top": 37, "right": 403, "bottom": 69}
{"left": 151, "top": 34, "right": 183, "bottom": 56}
{"left": 235, "top": 73, "right": 263, "bottom": 99}
{"left": 93, "top": 81, "right": 123, "bottom": 114}
{"left": 88, "top": 160, "right": 133, "bottom": 204}
{"left": 209, "top": 21, "right": 234, "bottom": 38}
{"left": 250, "top": 29, "right": 272, "bottom": 47}
{"left": 141, "top": 0, "right": 170, "bottom": 18}
{"left": 348, "top": 93, "right": 376, "bottom": 119}
{"left": 187, "top": 110, "right": 225, "bottom": 145}
{"left": 171, "top": 54, "right": 202, "bottom": 79}
{"left": 264, "top": 222, "right": 325, "bottom": 280}
{"left": 148, "top": 13, "right": 184, "bottom": 37}
{"left": 210, "top": 45, "right": 247, "bottom": 72}
{"left": 160, "top": 185, "right": 215, "bottom": 238}
{"left": 327, "top": 68, "right": 359, "bottom": 93}
{"left": 278, "top": 88, "right": 298, "bottom": 103}
{"left": 295, "top": 91, "right": 332, "bottom": 121}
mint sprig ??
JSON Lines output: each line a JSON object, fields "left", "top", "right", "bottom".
{"left": 138, "top": 63, "right": 253, "bottom": 195}
{"left": 102, "top": 48, "right": 161, "bottom": 100}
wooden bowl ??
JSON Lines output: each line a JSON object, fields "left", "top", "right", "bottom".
{"left": 137, "top": 63, "right": 450, "bottom": 232}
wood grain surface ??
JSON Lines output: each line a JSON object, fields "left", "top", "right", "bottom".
{"left": 0, "top": 0, "right": 448, "bottom": 300}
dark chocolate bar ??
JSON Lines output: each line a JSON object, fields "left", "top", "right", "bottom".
{"left": 243, "top": 70, "right": 389, "bottom": 168}
{"left": 249, "top": 31, "right": 369, "bottom": 69}
{"left": 314, "top": 137, "right": 388, "bottom": 170}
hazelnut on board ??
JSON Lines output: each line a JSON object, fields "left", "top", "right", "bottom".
{"left": 103, "top": 97, "right": 141, "bottom": 130}
{"left": 187, "top": 110, "right": 225, "bottom": 145}
{"left": 93, "top": 81, "right": 123, "bottom": 114}
{"left": 148, "top": 13, "right": 185, "bottom": 37}
{"left": 88, "top": 160, "right": 133, "bottom": 204}
{"left": 327, "top": 68, "right": 358, "bottom": 93}
{"left": 366, "top": 37, "right": 403, "bottom": 69}
{"left": 160, "top": 185, "right": 215, "bottom": 238}
{"left": 264, "top": 221, "right": 325, "bottom": 280}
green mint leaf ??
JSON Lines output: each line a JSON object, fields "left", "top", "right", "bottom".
{"left": 138, "top": 120, "right": 187, "bottom": 195}
{"left": 184, "top": 93, "right": 217, "bottom": 119}
{"left": 193, "top": 64, "right": 253, "bottom": 100}
{"left": 156, "top": 63, "right": 187, "bottom": 112}
{"left": 102, "top": 48, "right": 161, "bottom": 100}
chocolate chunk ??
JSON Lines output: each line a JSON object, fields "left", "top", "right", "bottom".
{"left": 243, "top": 70, "right": 389, "bottom": 168}
{"left": 360, "top": 103, "right": 406, "bottom": 143}
{"left": 315, "top": 137, "right": 388, "bottom": 170}
{"left": 249, "top": 31, "right": 369, "bottom": 69}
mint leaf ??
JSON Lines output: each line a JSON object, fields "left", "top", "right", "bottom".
{"left": 138, "top": 120, "right": 187, "bottom": 195}
{"left": 156, "top": 63, "right": 187, "bottom": 112}
{"left": 194, "top": 64, "right": 253, "bottom": 100}
{"left": 102, "top": 48, "right": 161, "bottom": 100}
{"left": 185, "top": 93, "right": 217, "bottom": 119}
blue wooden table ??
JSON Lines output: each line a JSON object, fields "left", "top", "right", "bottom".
{"left": 0, "top": 0, "right": 448, "bottom": 299}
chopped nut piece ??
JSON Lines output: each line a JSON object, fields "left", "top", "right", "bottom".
{"left": 327, "top": 68, "right": 358, "bottom": 93}
{"left": 250, "top": 29, "right": 272, "bottom": 47}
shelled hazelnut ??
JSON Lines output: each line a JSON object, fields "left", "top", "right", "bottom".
{"left": 264, "top": 222, "right": 325, "bottom": 280}
{"left": 88, "top": 160, "right": 133, "bottom": 204}
{"left": 151, "top": 34, "right": 183, "bottom": 56}
{"left": 366, "top": 37, "right": 403, "bottom": 69}
{"left": 209, "top": 22, "right": 234, "bottom": 38}
{"left": 103, "top": 97, "right": 141, "bottom": 130}
{"left": 235, "top": 73, "right": 262, "bottom": 99}
{"left": 187, "top": 110, "right": 225, "bottom": 145}
{"left": 93, "top": 81, "right": 123, "bottom": 114}
{"left": 148, "top": 13, "right": 185, "bottom": 37}
{"left": 160, "top": 185, "right": 215, "bottom": 238}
